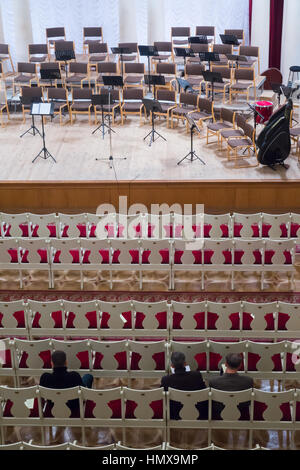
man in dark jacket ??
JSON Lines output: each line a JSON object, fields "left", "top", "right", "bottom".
{"left": 208, "top": 353, "right": 253, "bottom": 419}
{"left": 39, "top": 350, "right": 93, "bottom": 414}
{"left": 160, "top": 351, "right": 207, "bottom": 420}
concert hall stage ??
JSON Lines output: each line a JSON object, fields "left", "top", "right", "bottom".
{"left": 1, "top": 115, "right": 300, "bottom": 213}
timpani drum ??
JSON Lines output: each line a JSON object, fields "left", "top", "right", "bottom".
{"left": 255, "top": 100, "right": 274, "bottom": 124}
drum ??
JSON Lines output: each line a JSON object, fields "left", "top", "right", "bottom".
{"left": 255, "top": 100, "right": 274, "bottom": 124}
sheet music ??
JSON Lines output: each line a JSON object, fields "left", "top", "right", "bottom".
{"left": 31, "top": 103, "right": 52, "bottom": 115}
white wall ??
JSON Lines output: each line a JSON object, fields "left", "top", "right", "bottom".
{"left": 251, "top": 0, "right": 270, "bottom": 74}
{"left": 281, "top": 0, "right": 300, "bottom": 84}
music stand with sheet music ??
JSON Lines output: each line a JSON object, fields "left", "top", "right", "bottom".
{"left": 40, "top": 68, "right": 61, "bottom": 87}
{"left": 142, "top": 98, "right": 166, "bottom": 147}
{"left": 226, "top": 54, "right": 248, "bottom": 69}
{"left": 174, "top": 47, "right": 195, "bottom": 67}
{"left": 111, "top": 47, "right": 131, "bottom": 80}
{"left": 138, "top": 45, "right": 159, "bottom": 92}
{"left": 55, "top": 49, "right": 75, "bottom": 79}
{"left": 220, "top": 34, "right": 240, "bottom": 46}
{"left": 91, "top": 94, "right": 115, "bottom": 138}
{"left": 144, "top": 75, "right": 165, "bottom": 96}
{"left": 20, "top": 96, "right": 43, "bottom": 139}
{"left": 199, "top": 52, "right": 220, "bottom": 70}
{"left": 188, "top": 36, "right": 208, "bottom": 44}
{"left": 202, "top": 70, "right": 224, "bottom": 101}
{"left": 31, "top": 102, "right": 56, "bottom": 163}
{"left": 177, "top": 115, "right": 205, "bottom": 165}
{"left": 95, "top": 75, "right": 126, "bottom": 168}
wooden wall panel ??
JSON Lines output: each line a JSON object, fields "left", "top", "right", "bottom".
{"left": 1, "top": 180, "right": 300, "bottom": 213}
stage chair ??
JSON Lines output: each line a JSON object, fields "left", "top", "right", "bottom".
{"left": 0, "top": 212, "right": 30, "bottom": 237}
{"left": 227, "top": 120, "right": 258, "bottom": 167}
{"left": 0, "top": 43, "right": 15, "bottom": 73}
{"left": 49, "top": 238, "right": 82, "bottom": 288}
{"left": 28, "top": 44, "right": 49, "bottom": 66}
{"left": 94, "top": 61, "right": 118, "bottom": 90}
{"left": 70, "top": 87, "right": 93, "bottom": 124}
{"left": 195, "top": 26, "right": 216, "bottom": 45}
{"left": 0, "top": 86, "right": 10, "bottom": 127}
{"left": 132, "top": 300, "right": 169, "bottom": 338}
{"left": 151, "top": 42, "right": 173, "bottom": 70}
{"left": 153, "top": 89, "right": 176, "bottom": 128}
{"left": 206, "top": 107, "right": 235, "bottom": 146}
{"left": 54, "top": 40, "right": 76, "bottom": 72}
{"left": 188, "top": 43, "right": 209, "bottom": 64}
{"left": 117, "top": 42, "right": 139, "bottom": 66}
{"left": 21, "top": 86, "right": 43, "bottom": 123}
{"left": 123, "top": 62, "right": 145, "bottom": 88}
{"left": 64, "top": 62, "right": 90, "bottom": 88}
{"left": 38, "top": 62, "right": 61, "bottom": 89}
{"left": 184, "top": 63, "right": 205, "bottom": 91}
{"left": 238, "top": 46, "right": 260, "bottom": 75}
{"left": 224, "top": 28, "right": 245, "bottom": 46}
{"left": 0, "top": 300, "right": 28, "bottom": 338}
{"left": 46, "top": 27, "right": 66, "bottom": 53}
{"left": 232, "top": 212, "right": 263, "bottom": 238}
{"left": 205, "top": 66, "right": 232, "bottom": 103}
{"left": 17, "top": 239, "right": 51, "bottom": 289}
{"left": 155, "top": 63, "right": 177, "bottom": 90}
{"left": 28, "top": 213, "right": 58, "bottom": 238}
{"left": 171, "top": 27, "right": 191, "bottom": 49}
{"left": 169, "top": 301, "right": 207, "bottom": 339}
{"left": 170, "top": 92, "right": 198, "bottom": 128}
{"left": 211, "top": 44, "right": 233, "bottom": 68}
{"left": 127, "top": 340, "right": 167, "bottom": 377}
{"left": 47, "top": 87, "right": 70, "bottom": 125}
{"left": 121, "top": 88, "right": 144, "bottom": 125}
{"left": 88, "top": 42, "right": 109, "bottom": 73}
{"left": 261, "top": 68, "right": 283, "bottom": 90}
{"left": 83, "top": 27, "right": 103, "bottom": 54}
{"left": 261, "top": 213, "right": 291, "bottom": 238}
{"left": 27, "top": 299, "right": 66, "bottom": 339}
{"left": 13, "top": 62, "right": 37, "bottom": 94}
{"left": 94, "top": 87, "right": 121, "bottom": 126}
{"left": 187, "top": 97, "right": 213, "bottom": 132}
{"left": 230, "top": 68, "right": 256, "bottom": 102}
{"left": 219, "top": 113, "right": 246, "bottom": 149}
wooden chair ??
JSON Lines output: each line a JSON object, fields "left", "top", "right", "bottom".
{"left": 83, "top": 27, "right": 103, "bottom": 54}
{"left": 70, "top": 88, "right": 93, "bottom": 124}
{"left": 184, "top": 63, "right": 205, "bottom": 91}
{"left": 230, "top": 68, "right": 256, "bottom": 102}
{"left": 64, "top": 62, "right": 89, "bottom": 88}
{"left": 13, "top": 62, "right": 37, "bottom": 94}
{"left": 206, "top": 107, "right": 235, "bottom": 146}
{"left": 47, "top": 87, "right": 70, "bottom": 125}
{"left": 46, "top": 27, "right": 66, "bottom": 53}
{"left": 224, "top": 28, "right": 245, "bottom": 46}
{"left": 205, "top": 66, "right": 232, "bottom": 102}
{"left": 39, "top": 62, "right": 61, "bottom": 89}
{"left": 0, "top": 43, "right": 15, "bottom": 73}
{"left": 117, "top": 42, "right": 139, "bottom": 68}
{"left": 88, "top": 43, "right": 109, "bottom": 73}
{"left": 28, "top": 44, "right": 49, "bottom": 66}
{"left": 0, "top": 86, "right": 9, "bottom": 127}
{"left": 195, "top": 26, "right": 216, "bottom": 45}
{"left": 121, "top": 88, "right": 144, "bottom": 125}
{"left": 187, "top": 97, "right": 213, "bottom": 132}
{"left": 94, "top": 62, "right": 118, "bottom": 91}
{"left": 151, "top": 42, "right": 173, "bottom": 70}
{"left": 220, "top": 113, "right": 246, "bottom": 149}
{"left": 239, "top": 46, "right": 260, "bottom": 76}
{"left": 227, "top": 119, "right": 258, "bottom": 167}
{"left": 212, "top": 44, "right": 233, "bottom": 68}
{"left": 188, "top": 43, "right": 209, "bottom": 64}
{"left": 170, "top": 92, "right": 198, "bottom": 128}
{"left": 21, "top": 86, "right": 43, "bottom": 123}
{"left": 154, "top": 89, "right": 177, "bottom": 127}
{"left": 171, "top": 27, "right": 191, "bottom": 49}
{"left": 94, "top": 88, "right": 121, "bottom": 126}
{"left": 123, "top": 62, "right": 145, "bottom": 88}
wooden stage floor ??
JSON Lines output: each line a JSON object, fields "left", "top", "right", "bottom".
{"left": 1, "top": 109, "right": 300, "bottom": 213}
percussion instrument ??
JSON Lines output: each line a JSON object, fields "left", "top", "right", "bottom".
{"left": 255, "top": 100, "right": 273, "bottom": 124}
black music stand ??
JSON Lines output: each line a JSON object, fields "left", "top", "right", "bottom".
{"left": 199, "top": 52, "right": 220, "bottom": 70}
{"left": 226, "top": 54, "right": 248, "bottom": 69}
{"left": 174, "top": 47, "right": 195, "bottom": 67}
{"left": 271, "top": 82, "right": 284, "bottom": 107}
{"left": 138, "top": 45, "right": 159, "bottom": 92}
{"left": 91, "top": 94, "right": 115, "bottom": 138}
{"left": 20, "top": 96, "right": 43, "bottom": 138}
{"left": 177, "top": 115, "right": 205, "bottom": 165}
{"left": 111, "top": 47, "right": 131, "bottom": 81}
{"left": 202, "top": 71, "right": 224, "bottom": 101}
{"left": 220, "top": 34, "right": 240, "bottom": 46}
{"left": 144, "top": 74, "right": 165, "bottom": 96}
{"left": 31, "top": 102, "right": 56, "bottom": 163}
{"left": 142, "top": 98, "right": 166, "bottom": 147}
{"left": 55, "top": 49, "right": 75, "bottom": 79}
{"left": 40, "top": 68, "right": 61, "bottom": 87}
{"left": 188, "top": 36, "right": 208, "bottom": 44}
{"left": 247, "top": 103, "right": 264, "bottom": 141}
{"left": 95, "top": 76, "right": 126, "bottom": 168}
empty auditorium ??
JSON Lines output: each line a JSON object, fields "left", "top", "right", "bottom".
{"left": 0, "top": 0, "right": 300, "bottom": 457}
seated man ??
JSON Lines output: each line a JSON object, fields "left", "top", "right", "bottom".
{"left": 160, "top": 351, "right": 207, "bottom": 420}
{"left": 208, "top": 352, "right": 253, "bottom": 420}
{"left": 39, "top": 350, "right": 93, "bottom": 414}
